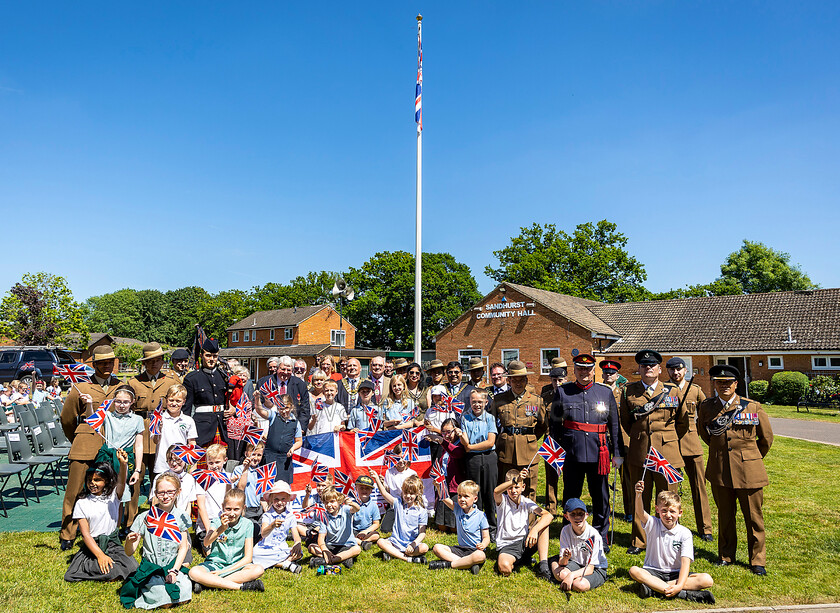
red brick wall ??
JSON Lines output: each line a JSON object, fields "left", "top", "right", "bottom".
{"left": 226, "top": 307, "right": 356, "bottom": 350}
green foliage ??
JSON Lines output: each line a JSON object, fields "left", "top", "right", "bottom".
{"left": 346, "top": 251, "right": 481, "bottom": 350}
{"left": 195, "top": 290, "right": 255, "bottom": 348}
{"left": 83, "top": 289, "right": 144, "bottom": 340}
{"left": 0, "top": 272, "right": 87, "bottom": 345}
{"left": 769, "top": 370, "right": 810, "bottom": 405}
{"left": 807, "top": 375, "right": 840, "bottom": 398}
{"left": 485, "top": 220, "right": 648, "bottom": 303}
{"left": 718, "top": 240, "right": 816, "bottom": 294}
{"left": 164, "top": 286, "right": 211, "bottom": 347}
{"left": 748, "top": 379, "right": 769, "bottom": 402}
{"left": 252, "top": 272, "right": 338, "bottom": 312}
{"left": 113, "top": 342, "right": 143, "bottom": 366}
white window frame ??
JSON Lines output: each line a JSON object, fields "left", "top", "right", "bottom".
{"left": 331, "top": 329, "right": 346, "bottom": 347}
{"left": 458, "top": 349, "right": 485, "bottom": 373}
{"left": 285, "top": 327, "right": 294, "bottom": 340}
{"left": 243, "top": 330, "right": 249, "bottom": 342}
{"left": 253, "top": 330, "right": 258, "bottom": 342}
{"left": 768, "top": 356, "right": 784, "bottom": 370}
{"left": 812, "top": 355, "right": 840, "bottom": 370}
{"left": 269, "top": 329, "right": 275, "bottom": 341}
{"left": 232, "top": 332, "right": 239, "bottom": 343}
{"left": 540, "top": 348, "right": 561, "bottom": 375}
{"left": 501, "top": 349, "right": 519, "bottom": 368}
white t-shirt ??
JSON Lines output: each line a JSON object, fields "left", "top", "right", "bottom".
{"left": 307, "top": 401, "right": 347, "bottom": 436}
{"left": 495, "top": 493, "right": 538, "bottom": 548}
{"left": 384, "top": 466, "right": 417, "bottom": 500}
{"left": 72, "top": 491, "right": 120, "bottom": 537}
{"left": 642, "top": 514, "right": 694, "bottom": 572}
{"left": 153, "top": 471, "right": 203, "bottom": 520}
{"left": 558, "top": 522, "right": 608, "bottom": 569}
{"left": 153, "top": 413, "right": 198, "bottom": 474}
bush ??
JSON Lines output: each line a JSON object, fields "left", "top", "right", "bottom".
{"left": 749, "top": 380, "right": 769, "bottom": 402}
{"left": 808, "top": 374, "right": 840, "bottom": 399}
{"left": 769, "top": 371, "right": 809, "bottom": 405}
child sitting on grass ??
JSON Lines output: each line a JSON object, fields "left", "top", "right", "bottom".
{"left": 494, "top": 468, "right": 552, "bottom": 580}
{"left": 196, "top": 444, "right": 233, "bottom": 555}
{"left": 296, "top": 475, "right": 334, "bottom": 544}
{"left": 308, "top": 488, "right": 362, "bottom": 569}
{"left": 188, "top": 488, "right": 265, "bottom": 593}
{"left": 429, "top": 480, "right": 490, "bottom": 574}
{"left": 368, "top": 470, "right": 429, "bottom": 564}
{"left": 252, "top": 480, "right": 304, "bottom": 574}
{"left": 628, "top": 480, "right": 715, "bottom": 603}
{"left": 550, "top": 498, "right": 607, "bottom": 592}
{"left": 352, "top": 475, "right": 381, "bottom": 550}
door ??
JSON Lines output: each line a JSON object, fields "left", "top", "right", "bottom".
{"left": 726, "top": 357, "right": 749, "bottom": 396}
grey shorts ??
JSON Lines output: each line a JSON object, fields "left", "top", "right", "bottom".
{"left": 497, "top": 536, "right": 537, "bottom": 563}
{"left": 550, "top": 557, "right": 608, "bottom": 589}
{"left": 449, "top": 545, "right": 479, "bottom": 559}
{"left": 646, "top": 568, "right": 682, "bottom": 583}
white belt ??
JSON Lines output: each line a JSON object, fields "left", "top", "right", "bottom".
{"left": 195, "top": 404, "right": 224, "bottom": 413}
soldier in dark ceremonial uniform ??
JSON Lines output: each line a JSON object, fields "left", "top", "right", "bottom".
{"left": 59, "top": 345, "right": 122, "bottom": 549}
{"left": 666, "top": 356, "right": 713, "bottom": 541}
{"left": 619, "top": 350, "right": 688, "bottom": 554}
{"left": 600, "top": 359, "right": 634, "bottom": 523}
{"left": 542, "top": 364, "right": 568, "bottom": 514}
{"left": 488, "top": 361, "right": 546, "bottom": 501}
{"left": 183, "top": 338, "right": 230, "bottom": 447}
{"left": 699, "top": 364, "right": 773, "bottom": 576}
{"left": 550, "top": 354, "right": 622, "bottom": 546}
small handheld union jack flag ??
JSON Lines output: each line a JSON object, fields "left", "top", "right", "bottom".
{"left": 84, "top": 408, "right": 107, "bottom": 434}
{"left": 253, "top": 461, "right": 277, "bottom": 497}
{"left": 146, "top": 506, "right": 183, "bottom": 544}
{"left": 192, "top": 469, "right": 232, "bottom": 490}
{"left": 308, "top": 503, "right": 328, "bottom": 524}
{"left": 310, "top": 461, "right": 329, "bottom": 484}
{"left": 383, "top": 449, "right": 400, "bottom": 468}
{"left": 644, "top": 446, "right": 684, "bottom": 484}
{"left": 364, "top": 405, "right": 379, "bottom": 428}
{"left": 20, "top": 361, "right": 35, "bottom": 371}
{"left": 149, "top": 400, "right": 163, "bottom": 437}
{"left": 333, "top": 469, "right": 357, "bottom": 499}
{"left": 259, "top": 379, "right": 280, "bottom": 404}
{"left": 172, "top": 445, "right": 206, "bottom": 465}
{"left": 441, "top": 394, "right": 465, "bottom": 416}
{"left": 314, "top": 398, "right": 325, "bottom": 411}
{"left": 401, "top": 430, "right": 421, "bottom": 463}
{"left": 241, "top": 423, "right": 265, "bottom": 447}
{"left": 537, "top": 436, "right": 566, "bottom": 474}
{"left": 430, "top": 458, "right": 447, "bottom": 498}
{"left": 235, "top": 394, "right": 251, "bottom": 419}
{"left": 54, "top": 363, "right": 93, "bottom": 384}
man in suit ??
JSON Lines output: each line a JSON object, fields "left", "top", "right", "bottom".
{"left": 367, "top": 356, "right": 390, "bottom": 405}
{"left": 486, "top": 362, "right": 509, "bottom": 402}
{"left": 338, "top": 358, "right": 361, "bottom": 410}
{"left": 128, "top": 342, "right": 178, "bottom": 524}
{"left": 258, "top": 355, "right": 310, "bottom": 432}
{"left": 488, "top": 361, "right": 547, "bottom": 501}
{"left": 59, "top": 345, "right": 122, "bottom": 549}
{"left": 183, "top": 338, "right": 230, "bottom": 447}
{"left": 699, "top": 364, "right": 773, "bottom": 576}
{"left": 666, "top": 356, "right": 713, "bottom": 541}
{"left": 619, "top": 350, "right": 688, "bottom": 554}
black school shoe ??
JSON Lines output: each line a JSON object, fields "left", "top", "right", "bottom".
{"left": 309, "top": 556, "right": 326, "bottom": 568}
{"left": 428, "top": 560, "right": 451, "bottom": 570}
{"left": 535, "top": 561, "right": 552, "bottom": 582}
{"left": 751, "top": 565, "right": 767, "bottom": 576}
{"left": 638, "top": 584, "right": 653, "bottom": 599}
{"left": 241, "top": 579, "right": 265, "bottom": 592}
{"left": 682, "top": 590, "right": 716, "bottom": 604}
{"left": 627, "top": 546, "right": 642, "bottom": 555}
{"left": 361, "top": 541, "right": 372, "bottom": 551}
{"left": 410, "top": 555, "right": 426, "bottom": 564}
{"left": 60, "top": 539, "right": 74, "bottom": 551}
{"left": 470, "top": 564, "right": 482, "bottom": 575}
{"left": 343, "top": 557, "right": 355, "bottom": 569}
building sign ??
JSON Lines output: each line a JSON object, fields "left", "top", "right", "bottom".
{"left": 475, "top": 301, "right": 536, "bottom": 320}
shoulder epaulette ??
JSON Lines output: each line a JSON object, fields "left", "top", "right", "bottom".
{"left": 594, "top": 381, "right": 612, "bottom": 390}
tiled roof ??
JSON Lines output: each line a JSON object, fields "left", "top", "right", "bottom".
{"left": 505, "top": 283, "right": 619, "bottom": 336}
{"left": 228, "top": 306, "right": 354, "bottom": 331}
{"left": 219, "top": 345, "right": 384, "bottom": 358}
{"left": 589, "top": 289, "right": 840, "bottom": 353}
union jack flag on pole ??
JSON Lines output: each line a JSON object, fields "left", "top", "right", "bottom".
{"left": 192, "top": 469, "right": 233, "bottom": 490}
{"left": 441, "top": 394, "right": 464, "bottom": 416}
{"left": 172, "top": 444, "right": 206, "bottom": 465}
{"left": 308, "top": 503, "right": 328, "bottom": 524}
{"left": 333, "top": 469, "right": 357, "bottom": 499}
{"left": 149, "top": 400, "right": 163, "bottom": 436}
{"left": 146, "top": 506, "right": 183, "bottom": 544}
{"left": 430, "top": 457, "right": 447, "bottom": 498}
{"left": 54, "top": 363, "right": 92, "bottom": 384}
{"left": 401, "top": 429, "right": 422, "bottom": 463}
{"left": 644, "top": 446, "right": 684, "bottom": 484}
{"left": 310, "top": 461, "right": 329, "bottom": 484}
{"left": 235, "top": 393, "right": 251, "bottom": 419}
{"left": 259, "top": 378, "right": 280, "bottom": 405}
{"left": 84, "top": 408, "right": 107, "bottom": 434}
{"left": 241, "top": 422, "right": 265, "bottom": 447}
{"left": 537, "top": 436, "right": 566, "bottom": 474}
{"left": 254, "top": 462, "right": 277, "bottom": 497}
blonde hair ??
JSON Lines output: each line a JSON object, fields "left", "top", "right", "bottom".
{"left": 656, "top": 490, "right": 682, "bottom": 510}
{"left": 155, "top": 472, "right": 182, "bottom": 494}
{"left": 323, "top": 380, "right": 338, "bottom": 392}
{"left": 165, "top": 384, "right": 187, "bottom": 401}
{"left": 505, "top": 469, "right": 521, "bottom": 482}
{"left": 244, "top": 441, "right": 266, "bottom": 454}
{"left": 224, "top": 488, "right": 246, "bottom": 505}
{"left": 457, "top": 480, "right": 480, "bottom": 497}
{"left": 385, "top": 374, "right": 408, "bottom": 406}
{"left": 401, "top": 475, "right": 427, "bottom": 508}
{"left": 320, "top": 487, "right": 343, "bottom": 504}
{"left": 205, "top": 444, "right": 227, "bottom": 461}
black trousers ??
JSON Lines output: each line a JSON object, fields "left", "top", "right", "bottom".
{"left": 561, "top": 457, "right": 610, "bottom": 544}
{"left": 464, "top": 450, "right": 498, "bottom": 532}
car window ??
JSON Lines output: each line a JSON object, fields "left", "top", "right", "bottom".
{"left": 0, "top": 352, "right": 17, "bottom": 364}
{"left": 22, "top": 351, "right": 54, "bottom": 361}
{"left": 54, "top": 349, "right": 75, "bottom": 364}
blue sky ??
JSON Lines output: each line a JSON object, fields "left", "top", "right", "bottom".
{"left": 1, "top": 2, "right": 837, "bottom": 302}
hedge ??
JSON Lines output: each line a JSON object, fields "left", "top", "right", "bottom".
{"left": 748, "top": 379, "right": 769, "bottom": 402}
{"left": 768, "top": 371, "right": 809, "bottom": 405}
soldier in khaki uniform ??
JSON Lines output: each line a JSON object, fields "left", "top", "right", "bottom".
{"left": 699, "top": 364, "right": 773, "bottom": 576}
{"left": 488, "top": 360, "right": 547, "bottom": 501}
{"left": 600, "top": 359, "right": 633, "bottom": 522}
{"left": 168, "top": 348, "right": 191, "bottom": 384}
{"left": 666, "top": 356, "right": 713, "bottom": 541}
{"left": 619, "top": 350, "right": 688, "bottom": 553}
{"left": 59, "top": 345, "right": 123, "bottom": 549}
{"left": 127, "top": 342, "right": 178, "bottom": 524}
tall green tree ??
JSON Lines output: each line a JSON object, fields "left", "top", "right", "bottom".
{"left": 83, "top": 289, "right": 145, "bottom": 340}
{"left": 251, "top": 271, "right": 337, "bottom": 312}
{"left": 717, "top": 240, "right": 816, "bottom": 294}
{"left": 345, "top": 251, "right": 481, "bottom": 349}
{"left": 165, "top": 286, "right": 211, "bottom": 347}
{"left": 486, "top": 221, "right": 648, "bottom": 303}
{"left": 195, "top": 290, "right": 255, "bottom": 347}
{"left": 0, "top": 272, "right": 88, "bottom": 346}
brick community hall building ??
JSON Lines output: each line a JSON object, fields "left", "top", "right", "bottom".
{"left": 434, "top": 282, "right": 840, "bottom": 395}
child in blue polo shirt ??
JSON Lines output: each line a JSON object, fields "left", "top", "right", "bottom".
{"left": 352, "top": 475, "right": 381, "bottom": 550}
{"left": 457, "top": 389, "right": 498, "bottom": 536}
{"left": 308, "top": 488, "right": 363, "bottom": 569}
{"left": 429, "top": 480, "right": 490, "bottom": 574}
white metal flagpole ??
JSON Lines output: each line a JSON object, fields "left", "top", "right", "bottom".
{"left": 414, "top": 14, "right": 423, "bottom": 365}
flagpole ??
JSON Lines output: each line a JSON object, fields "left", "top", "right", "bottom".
{"left": 413, "top": 14, "right": 423, "bottom": 366}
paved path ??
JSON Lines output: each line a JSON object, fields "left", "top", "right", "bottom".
{"left": 769, "top": 417, "right": 840, "bottom": 446}
{"left": 672, "top": 605, "right": 840, "bottom": 613}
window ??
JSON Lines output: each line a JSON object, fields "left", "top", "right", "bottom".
{"left": 285, "top": 328, "right": 294, "bottom": 340}
{"left": 501, "top": 349, "right": 519, "bottom": 368}
{"left": 458, "top": 349, "right": 484, "bottom": 373}
{"left": 813, "top": 356, "right": 840, "bottom": 370}
{"left": 269, "top": 329, "right": 275, "bottom": 341}
{"left": 0, "top": 352, "right": 16, "bottom": 364}
{"left": 540, "top": 348, "right": 561, "bottom": 375}
{"left": 253, "top": 330, "right": 258, "bottom": 342}
{"left": 331, "top": 329, "right": 346, "bottom": 347}
{"left": 232, "top": 332, "right": 239, "bottom": 343}
{"left": 243, "top": 331, "right": 249, "bottom": 342}
{"left": 768, "top": 356, "right": 784, "bottom": 369}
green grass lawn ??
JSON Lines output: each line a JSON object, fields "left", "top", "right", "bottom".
{"left": 763, "top": 404, "right": 840, "bottom": 422}
{"left": 2, "top": 436, "right": 839, "bottom": 612}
